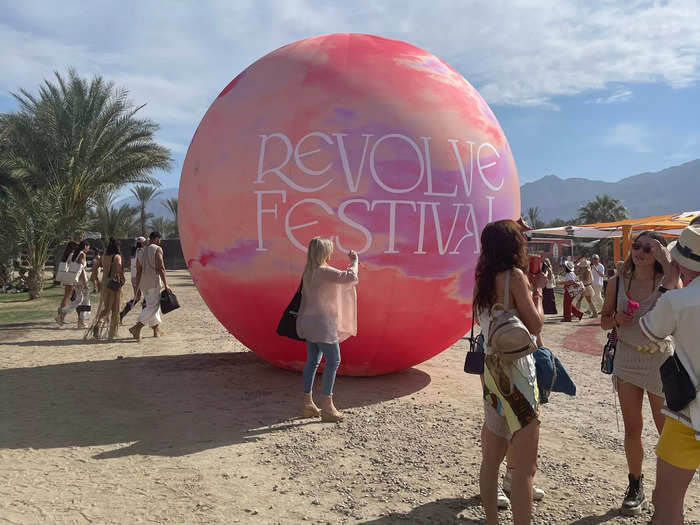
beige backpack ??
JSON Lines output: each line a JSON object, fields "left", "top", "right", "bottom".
{"left": 488, "top": 270, "right": 537, "bottom": 363}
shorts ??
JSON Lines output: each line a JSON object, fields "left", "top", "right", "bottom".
{"left": 483, "top": 400, "right": 540, "bottom": 441}
{"left": 484, "top": 399, "right": 512, "bottom": 440}
{"left": 657, "top": 417, "right": 700, "bottom": 471}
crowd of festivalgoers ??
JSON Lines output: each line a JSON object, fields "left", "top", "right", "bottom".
{"left": 295, "top": 214, "right": 700, "bottom": 525}
{"left": 54, "top": 232, "right": 170, "bottom": 341}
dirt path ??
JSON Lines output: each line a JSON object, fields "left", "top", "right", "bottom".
{"left": 0, "top": 270, "right": 698, "bottom": 524}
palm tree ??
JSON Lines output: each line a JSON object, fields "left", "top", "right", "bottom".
{"left": 578, "top": 195, "right": 628, "bottom": 224}
{"left": 526, "top": 206, "right": 544, "bottom": 229}
{"left": 161, "top": 197, "right": 178, "bottom": 238}
{"left": 0, "top": 182, "right": 61, "bottom": 298}
{"left": 148, "top": 217, "right": 176, "bottom": 239}
{"left": 131, "top": 184, "right": 161, "bottom": 235}
{"left": 89, "top": 193, "right": 137, "bottom": 241}
{"left": 1, "top": 68, "right": 171, "bottom": 241}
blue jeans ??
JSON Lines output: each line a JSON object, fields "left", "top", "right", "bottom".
{"left": 302, "top": 341, "right": 341, "bottom": 396}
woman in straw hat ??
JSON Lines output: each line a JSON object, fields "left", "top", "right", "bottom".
{"left": 600, "top": 230, "right": 683, "bottom": 515}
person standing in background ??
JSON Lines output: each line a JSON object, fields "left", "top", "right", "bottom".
{"left": 57, "top": 240, "right": 92, "bottom": 328}
{"left": 56, "top": 241, "right": 78, "bottom": 322}
{"left": 120, "top": 236, "right": 146, "bottom": 323}
{"left": 542, "top": 258, "right": 557, "bottom": 315}
{"left": 562, "top": 261, "right": 584, "bottom": 322}
{"left": 89, "top": 251, "right": 102, "bottom": 294}
{"left": 129, "top": 232, "right": 168, "bottom": 340}
{"left": 591, "top": 254, "right": 605, "bottom": 312}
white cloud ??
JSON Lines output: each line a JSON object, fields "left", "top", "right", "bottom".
{"left": 605, "top": 123, "right": 653, "bottom": 153}
{"left": 0, "top": 0, "right": 698, "bottom": 121}
{"left": 590, "top": 89, "right": 634, "bottom": 104}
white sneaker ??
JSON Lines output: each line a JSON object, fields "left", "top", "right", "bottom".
{"left": 503, "top": 470, "right": 545, "bottom": 501}
{"left": 497, "top": 487, "right": 510, "bottom": 508}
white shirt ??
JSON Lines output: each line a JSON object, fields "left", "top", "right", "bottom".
{"left": 592, "top": 263, "right": 605, "bottom": 286}
{"left": 564, "top": 271, "right": 577, "bottom": 283}
{"left": 640, "top": 277, "right": 700, "bottom": 437}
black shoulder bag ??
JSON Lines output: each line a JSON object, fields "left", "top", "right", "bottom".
{"left": 464, "top": 309, "right": 485, "bottom": 374}
{"left": 601, "top": 276, "right": 618, "bottom": 374}
{"left": 276, "top": 279, "right": 305, "bottom": 341}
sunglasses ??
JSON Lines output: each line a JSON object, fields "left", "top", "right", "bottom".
{"left": 631, "top": 242, "right": 652, "bottom": 254}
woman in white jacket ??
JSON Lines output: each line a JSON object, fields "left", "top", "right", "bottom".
{"left": 296, "top": 237, "right": 358, "bottom": 423}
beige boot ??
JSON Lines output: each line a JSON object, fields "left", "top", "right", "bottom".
{"left": 152, "top": 325, "right": 164, "bottom": 337}
{"left": 129, "top": 322, "right": 144, "bottom": 340}
{"left": 319, "top": 394, "right": 344, "bottom": 422}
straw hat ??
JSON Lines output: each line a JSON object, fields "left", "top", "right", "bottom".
{"left": 668, "top": 225, "right": 700, "bottom": 272}
{"left": 565, "top": 261, "right": 575, "bottom": 271}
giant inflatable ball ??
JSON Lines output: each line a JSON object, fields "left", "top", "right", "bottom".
{"left": 179, "top": 34, "right": 520, "bottom": 376}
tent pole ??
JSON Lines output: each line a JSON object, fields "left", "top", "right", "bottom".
{"left": 613, "top": 236, "right": 620, "bottom": 263}
{"left": 622, "top": 225, "right": 632, "bottom": 259}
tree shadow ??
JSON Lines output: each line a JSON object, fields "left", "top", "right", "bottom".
{"left": 0, "top": 351, "right": 430, "bottom": 459}
{"left": 0, "top": 321, "right": 64, "bottom": 332}
{"left": 360, "top": 497, "right": 482, "bottom": 524}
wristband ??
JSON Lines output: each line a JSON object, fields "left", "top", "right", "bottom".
{"left": 658, "top": 286, "right": 668, "bottom": 294}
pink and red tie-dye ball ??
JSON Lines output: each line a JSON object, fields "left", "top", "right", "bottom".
{"left": 179, "top": 34, "right": 521, "bottom": 376}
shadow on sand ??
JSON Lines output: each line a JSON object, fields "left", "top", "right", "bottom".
{"left": 360, "top": 497, "right": 482, "bottom": 524}
{"left": 0, "top": 351, "right": 430, "bottom": 459}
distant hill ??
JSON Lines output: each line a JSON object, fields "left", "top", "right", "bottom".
{"left": 521, "top": 159, "right": 700, "bottom": 222}
{"left": 114, "top": 187, "right": 179, "bottom": 220}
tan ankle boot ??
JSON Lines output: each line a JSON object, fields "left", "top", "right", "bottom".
{"left": 319, "top": 395, "right": 344, "bottom": 422}
{"left": 152, "top": 325, "right": 163, "bottom": 337}
{"left": 129, "top": 322, "right": 144, "bottom": 340}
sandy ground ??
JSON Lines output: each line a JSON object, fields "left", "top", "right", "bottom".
{"left": 1, "top": 270, "right": 699, "bottom": 524}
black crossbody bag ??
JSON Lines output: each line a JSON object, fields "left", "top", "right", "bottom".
{"left": 464, "top": 309, "right": 485, "bottom": 374}
{"left": 601, "top": 277, "right": 618, "bottom": 374}
{"left": 660, "top": 352, "right": 697, "bottom": 412}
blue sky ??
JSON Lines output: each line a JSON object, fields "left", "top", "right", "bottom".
{"left": 1, "top": 0, "right": 699, "bottom": 194}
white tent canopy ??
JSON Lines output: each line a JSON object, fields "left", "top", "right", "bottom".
{"left": 528, "top": 226, "right": 620, "bottom": 239}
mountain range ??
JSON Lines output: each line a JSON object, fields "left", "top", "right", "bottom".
{"left": 521, "top": 159, "right": 700, "bottom": 222}
{"left": 117, "top": 159, "right": 699, "bottom": 223}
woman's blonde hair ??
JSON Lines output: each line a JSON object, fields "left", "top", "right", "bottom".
{"left": 304, "top": 237, "right": 334, "bottom": 279}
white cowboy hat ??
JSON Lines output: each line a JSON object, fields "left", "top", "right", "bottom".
{"left": 668, "top": 225, "right": 700, "bottom": 272}
{"left": 565, "top": 261, "right": 575, "bottom": 271}
{"left": 591, "top": 254, "right": 600, "bottom": 260}
{"left": 135, "top": 236, "right": 146, "bottom": 243}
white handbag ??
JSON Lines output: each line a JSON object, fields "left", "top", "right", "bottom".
{"left": 56, "top": 255, "right": 80, "bottom": 285}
